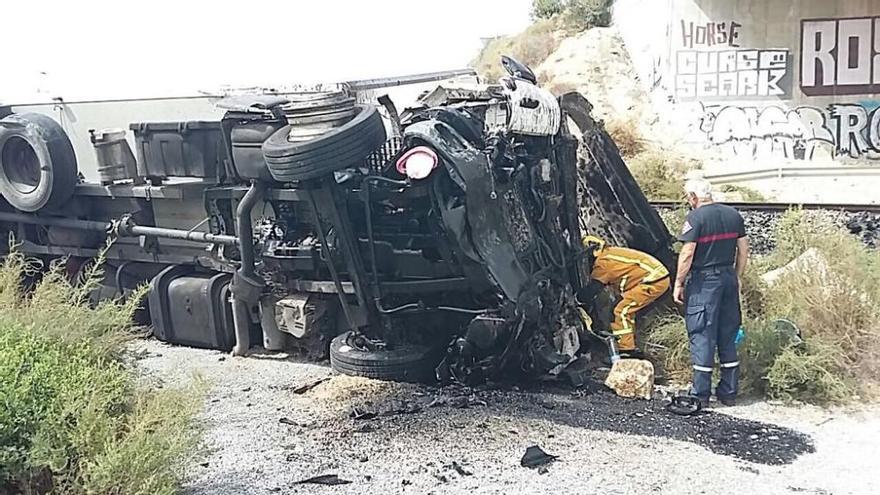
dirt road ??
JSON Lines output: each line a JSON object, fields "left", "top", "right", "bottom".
{"left": 132, "top": 340, "right": 879, "bottom": 495}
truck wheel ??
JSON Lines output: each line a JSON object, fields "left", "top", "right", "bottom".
{"left": 329, "top": 331, "right": 438, "bottom": 383}
{"left": 261, "top": 105, "right": 386, "bottom": 182}
{"left": 0, "top": 113, "right": 78, "bottom": 212}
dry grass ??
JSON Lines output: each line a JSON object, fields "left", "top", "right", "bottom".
{"left": 627, "top": 149, "right": 699, "bottom": 201}
{"left": 605, "top": 116, "right": 646, "bottom": 158}
{"left": 472, "top": 19, "right": 562, "bottom": 83}
{"left": 719, "top": 184, "right": 766, "bottom": 202}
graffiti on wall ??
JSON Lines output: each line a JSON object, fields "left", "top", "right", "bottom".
{"left": 700, "top": 103, "right": 880, "bottom": 160}
{"left": 680, "top": 20, "right": 742, "bottom": 48}
{"left": 801, "top": 16, "right": 880, "bottom": 96}
{"left": 676, "top": 49, "right": 791, "bottom": 100}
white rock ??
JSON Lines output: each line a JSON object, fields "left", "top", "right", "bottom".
{"left": 761, "top": 247, "right": 829, "bottom": 287}
{"left": 605, "top": 359, "right": 654, "bottom": 400}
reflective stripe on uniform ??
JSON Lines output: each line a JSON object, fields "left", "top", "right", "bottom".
{"left": 693, "top": 365, "right": 713, "bottom": 372}
{"left": 619, "top": 300, "right": 637, "bottom": 331}
{"left": 602, "top": 253, "right": 669, "bottom": 284}
{"left": 619, "top": 275, "right": 628, "bottom": 293}
{"left": 612, "top": 328, "right": 633, "bottom": 336}
{"left": 720, "top": 361, "right": 740, "bottom": 368}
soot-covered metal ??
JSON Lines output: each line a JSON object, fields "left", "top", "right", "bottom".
{"left": 378, "top": 66, "right": 674, "bottom": 384}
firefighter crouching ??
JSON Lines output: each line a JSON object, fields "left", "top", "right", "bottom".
{"left": 581, "top": 235, "right": 670, "bottom": 357}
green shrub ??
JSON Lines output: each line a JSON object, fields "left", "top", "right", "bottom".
{"left": 532, "top": 0, "right": 565, "bottom": 19}
{"left": 531, "top": 0, "right": 613, "bottom": 30}
{"left": 561, "top": 0, "right": 613, "bottom": 32}
{"left": 0, "top": 247, "right": 202, "bottom": 494}
{"left": 765, "top": 339, "right": 854, "bottom": 404}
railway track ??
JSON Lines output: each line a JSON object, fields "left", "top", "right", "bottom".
{"left": 649, "top": 201, "right": 880, "bottom": 213}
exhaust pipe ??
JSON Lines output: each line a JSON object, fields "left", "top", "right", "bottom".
{"left": 230, "top": 181, "right": 267, "bottom": 356}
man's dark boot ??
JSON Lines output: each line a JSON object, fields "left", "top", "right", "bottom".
{"left": 718, "top": 396, "right": 736, "bottom": 407}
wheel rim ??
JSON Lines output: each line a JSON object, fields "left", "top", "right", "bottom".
{"left": 2, "top": 136, "right": 41, "bottom": 194}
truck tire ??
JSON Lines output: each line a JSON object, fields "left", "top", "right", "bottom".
{"left": 262, "top": 105, "right": 386, "bottom": 182}
{"left": 0, "top": 113, "right": 78, "bottom": 212}
{"left": 329, "top": 331, "right": 438, "bottom": 383}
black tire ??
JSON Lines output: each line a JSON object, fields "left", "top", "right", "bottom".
{"left": 262, "top": 105, "right": 386, "bottom": 182}
{"left": 0, "top": 113, "right": 78, "bottom": 212}
{"left": 329, "top": 332, "right": 439, "bottom": 382}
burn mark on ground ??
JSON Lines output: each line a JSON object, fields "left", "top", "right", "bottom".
{"left": 344, "top": 381, "right": 815, "bottom": 466}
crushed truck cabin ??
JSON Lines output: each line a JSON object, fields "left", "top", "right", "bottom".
{"left": 0, "top": 57, "right": 674, "bottom": 386}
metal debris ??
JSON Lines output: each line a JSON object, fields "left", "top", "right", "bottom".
{"left": 292, "top": 377, "right": 330, "bottom": 394}
{"left": 520, "top": 445, "right": 558, "bottom": 468}
{"left": 294, "top": 474, "right": 352, "bottom": 486}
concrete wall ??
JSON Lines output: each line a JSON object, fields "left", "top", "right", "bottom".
{"left": 614, "top": 0, "right": 880, "bottom": 168}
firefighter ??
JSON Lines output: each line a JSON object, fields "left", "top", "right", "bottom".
{"left": 582, "top": 235, "right": 670, "bottom": 357}
{"left": 674, "top": 177, "right": 749, "bottom": 407}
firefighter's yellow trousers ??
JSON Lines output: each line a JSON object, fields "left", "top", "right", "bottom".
{"left": 610, "top": 277, "right": 670, "bottom": 351}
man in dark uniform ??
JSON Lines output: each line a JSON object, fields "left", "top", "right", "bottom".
{"left": 673, "top": 178, "right": 749, "bottom": 406}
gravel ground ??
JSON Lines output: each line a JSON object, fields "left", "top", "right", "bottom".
{"left": 132, "top": 340, "right": 879, "bottom": 495}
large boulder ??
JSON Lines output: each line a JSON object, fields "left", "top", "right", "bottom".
{"left": 604, "top": 359, "right": 654, "bottom": 399}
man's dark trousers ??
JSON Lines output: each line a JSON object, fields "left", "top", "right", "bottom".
{"left": 685, "top": 265, "right": 741, "bottom": 400}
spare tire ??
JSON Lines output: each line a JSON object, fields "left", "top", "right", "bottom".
{"left": 0, "top": 113, "right": 78, "bottom": 212}
{"left": 329, "top": 331, "right": 439, "bottom": 383}
{"left": 262, "top": 104, "right": 386, "bottom": 182}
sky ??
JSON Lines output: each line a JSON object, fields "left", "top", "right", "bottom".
{"left": 1, "top": 0, "right": 532, "bottom": 103}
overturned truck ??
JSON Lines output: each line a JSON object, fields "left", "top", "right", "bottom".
{"left": 0, "top": 59, "right": 673, "bottom": 383}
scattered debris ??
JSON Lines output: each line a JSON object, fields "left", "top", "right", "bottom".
{"left": 450, "top": 461, "right": 473, "bottom": 476}
{"left": 354, "top": 424, "right": 377, "bottom": 434}
{"left": 294, "top": 474, "right": 352, "bottom": 486}
{"left": 292, "top": 377, "right": 331, "bottom": 395}
{"left": 665, "top": 395, "right": 703, "bottom": 416}
{"left": 604, "top": 359, "right": 654, "bottom": 399}
{"left": 561, "top": 356, "right": 593, "bottom": 388}
{"left": 279, "top": 417, "right": 299, "bottom": 426}
{"left": 350, "top": 407, "right": 378, "bottom": 421}
{"left": 520, "top": 445, "right": 558, "bottom": 469}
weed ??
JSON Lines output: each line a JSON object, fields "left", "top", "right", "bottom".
{"left": 627, "top": 149, "right": 696, "bottom": 201}
{"left": 605, "top": 116, "right": 646, "bottom": 158}
{"left": 719, "top": 184, "right": 766, "bottom": 202}
{"left": 472, "top": 19, "right": 561, "bottom": 83}
{"left": 560, "top": 0, "right": 613, "bottom": 32}
{"left": 531, "top": 0, "right": 565, "bottom": 19}
{"left": 0, "top": 247, "right": 202, "bottom": 494}
{"left": 644, "top": 313, "right": 691, "bottom": 383}
{"left": 765, "top": 339, "right": 855, "bottom": 404}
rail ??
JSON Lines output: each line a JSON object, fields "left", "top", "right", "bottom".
{"left": 649, "top": 201, "right": 880, "bottom": 213}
